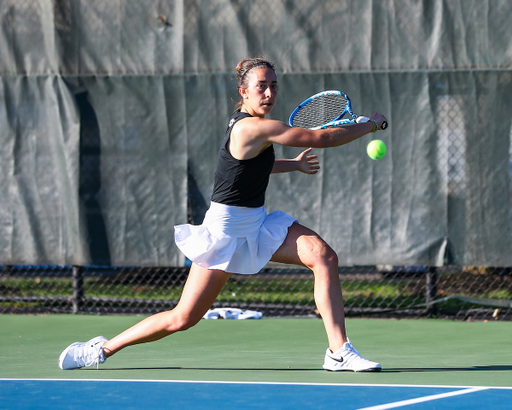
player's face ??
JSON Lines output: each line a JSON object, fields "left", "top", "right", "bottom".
{"left": 240, "top": 67, "right": 278, "bottom": 118}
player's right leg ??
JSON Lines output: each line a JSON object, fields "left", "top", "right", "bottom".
{"left": 58, "top": 263, "right": 232, "bottom": 370}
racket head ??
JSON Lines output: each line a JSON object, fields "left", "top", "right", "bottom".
{"left": 289, "top": 90, "right": 356, "bottom": 129}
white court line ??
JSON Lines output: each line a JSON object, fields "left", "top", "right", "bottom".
{"left": 357, "top": 387, "right": 489, "bottom": 410}
{"left": 2, "top": 378, "right": 512, "bottom": 390}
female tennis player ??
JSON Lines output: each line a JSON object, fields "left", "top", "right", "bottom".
{"left": 59, "top": 57, "right": 387, "bottom": 372}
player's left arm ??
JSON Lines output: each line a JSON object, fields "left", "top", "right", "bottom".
{"left": 272, "top": 147, "right": 320, "bottom": 174}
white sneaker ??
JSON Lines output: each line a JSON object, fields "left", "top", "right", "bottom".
{"left": 323, "top": 339, "right": 381, "bottom": 372}
{"left": 58, "top": 336, "right": 108, "bottom": 370}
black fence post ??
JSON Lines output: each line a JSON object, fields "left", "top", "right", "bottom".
{"left": 425, "top": 266, "right": 438, "bottom": 317}
{"left": 72, "top": 266, "right": 84, "bottom": 313}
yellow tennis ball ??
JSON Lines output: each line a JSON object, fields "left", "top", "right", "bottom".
{"left": 367, "top": 139, "right": 386, "bottom": 160}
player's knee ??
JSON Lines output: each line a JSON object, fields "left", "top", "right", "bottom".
{"left": 164, "top": 311, "right": 201, "bottom": 333}
{"left": 175, "top": 319, "right": 197, "bottom": 332}
{"left": 320, "top": 246, "right": 338, "bottom": 271}
{"left": 304, "top": 239, "right": 338, "bottom": 271}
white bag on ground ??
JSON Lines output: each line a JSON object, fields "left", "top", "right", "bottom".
{"left": 202, "top": 308, "right": 263, "bottom": 320}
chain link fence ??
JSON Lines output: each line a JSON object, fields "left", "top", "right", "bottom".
{"left": 1, "top": 264, "right": 511, "bottom": 320}
{"left": 1, "top": 0, "right": 512, "bottom": 320}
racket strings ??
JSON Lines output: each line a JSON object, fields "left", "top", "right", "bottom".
{"left": 292, "top": 94, "right": 348, "bottom": 129}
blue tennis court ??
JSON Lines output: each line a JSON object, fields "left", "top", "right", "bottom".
{"left": 2, "top": 316, "right": 511, "bottom": 409}
{"left": 2, "top": 379, "right": 512, "bottom": 409}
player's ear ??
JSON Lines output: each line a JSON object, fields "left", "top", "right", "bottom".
{"left": 239, "top": 86, "right": 249, "bottom": 100}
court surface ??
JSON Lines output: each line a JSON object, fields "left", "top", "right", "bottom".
{"left": 1, "top": 315, "right": 511, "bottom": 408}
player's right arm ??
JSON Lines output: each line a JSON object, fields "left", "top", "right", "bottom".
{"left": 266, "top": 119, "right": 374, "bottom": 148}
{"left": 239, "top": 114, "right": 386, "bottom": 150}
{"left": 230, "top": 113, "right": 387, "bottom": 160}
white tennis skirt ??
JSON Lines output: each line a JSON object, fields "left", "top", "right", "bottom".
{"left": 174, "top": 201, "right": 297, "bottom": 274}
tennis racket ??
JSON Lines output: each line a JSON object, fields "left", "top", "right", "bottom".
{"left": 288, "top": 90, "right": 388, "bottom": 130}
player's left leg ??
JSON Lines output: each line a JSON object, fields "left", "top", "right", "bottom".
{"left": 271, "top": 222, "right": 381, "bottom": 372}
{"left": 270, "top": 222, "right": 347, "bottom": 351}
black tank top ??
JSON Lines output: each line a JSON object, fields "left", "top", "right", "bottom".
{"left": 211, "top": 111, "right": 275, "bottom": 208}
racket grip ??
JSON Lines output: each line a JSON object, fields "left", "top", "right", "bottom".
{"left": 357, "top": 116, "right": 388, "bottom": 130}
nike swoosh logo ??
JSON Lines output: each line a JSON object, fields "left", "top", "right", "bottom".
{"left": 331, "top": 356, "right": 344, "bottom": 363}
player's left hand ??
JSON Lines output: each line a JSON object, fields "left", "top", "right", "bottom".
{"left": 296, "top": 148, "right": 320, "bottom": 175}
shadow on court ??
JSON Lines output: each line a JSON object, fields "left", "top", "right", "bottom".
{"left": 383, "top": 365, "right": 512, "bottom": 373}
{"left": 85, "top": 365, "right": 512, "bottom": 373}
{"left": 91, "top": 367, "right": 321, "bottom": 372}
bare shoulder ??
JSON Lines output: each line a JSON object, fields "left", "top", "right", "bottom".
{"left": 233, "top": 117, "right": 290, "bottom": 141}
{"left": 232, "top": 116, "right": 318, "bottom": 150}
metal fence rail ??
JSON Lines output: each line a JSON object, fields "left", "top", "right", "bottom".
{"left": 1, "top": 265, "right": 510, "bottom": 320}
